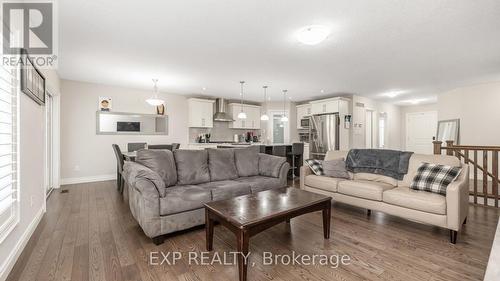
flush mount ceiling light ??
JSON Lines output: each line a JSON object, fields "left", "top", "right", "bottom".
{"left": 237, "top": 81, "right": 247, "bottom": 119}
{"left": 146, "top": 79, "right": 165, "bottom": 106}
{"left": 260, "top": 86, "right": 269, "bottom": 121}
{"left": 382, "top": 90, "right": 405, "bottom": 98}
{"left": 403, "top": 98, "right": 426, "bottom": 105}
{"left": 297, "top": 25, "right": 330, "bottom": 45}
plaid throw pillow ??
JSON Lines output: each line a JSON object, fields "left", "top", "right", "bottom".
{"left": 410, "top": 162, "right": 462, "bottom": 195}
{"left": 305, "top": 159, "right": 324, "bottom": 176}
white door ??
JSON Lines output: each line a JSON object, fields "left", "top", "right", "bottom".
{"left": 365, "top": 110, "right": 374, "bottom": 148}
{"left": 406, "top": 111, "right": 438, "bottom": 154}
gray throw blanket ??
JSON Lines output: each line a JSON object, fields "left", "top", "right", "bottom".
{"left": 345, "top": 149, "right": 413, "bottom": 180}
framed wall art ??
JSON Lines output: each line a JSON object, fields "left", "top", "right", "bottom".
{"left": 99, "top": 97, "right": 112, "bottom": 111}
{"left": 20, "top": 49, "right": 46, "bottom": 105}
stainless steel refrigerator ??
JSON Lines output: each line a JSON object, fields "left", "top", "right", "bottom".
{"left": 309, "top": 113, "right": 340, "bottom": 160}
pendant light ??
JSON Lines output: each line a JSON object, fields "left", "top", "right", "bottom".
{"left": 260, "top": 86, "right": 269, "bottom": 121}
{"left": 280, "top": 89, "right": 288, "bottom": 122}
{"left": 237, "top": 81, "right": 247, "bottom": 119}
{"left": 146, "top": 79, "right": 165, "bottom": 106}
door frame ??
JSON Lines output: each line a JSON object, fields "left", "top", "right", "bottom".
{"left": 267, "top": 110, "right": 290, "bottom": 144}
{"left": 44, "top": 83, "right": 61, "bottom": 203}
{"left": 45, "top": 91, "right": 54, "bottom": 197}
{"left": 405, "top": 111, "right": 438, "bottom": 152}
{"left": 365, "top": 109, "right": 375, "bottom": 149}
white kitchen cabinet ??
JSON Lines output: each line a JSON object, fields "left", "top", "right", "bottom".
{"left": 228, "top": 103, "right": 261, "bottom": 129}
{"left": 303, "top": 143, "right": 310, "bottom": 160}
{"left": 246, "top": 106, "right": 261, "bottom": 129}
{"left": 310, "top": 98, "right": 341, "bottom": 114}
{"left": 188, "top": 98, "right": 215, "bottom": 128}
{"left": 296, "top": 104, "right": 312, "bottom": 129}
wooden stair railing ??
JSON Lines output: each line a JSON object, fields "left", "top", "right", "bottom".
{"left": 433, "top": 140, "right": 499, "bottom": 207}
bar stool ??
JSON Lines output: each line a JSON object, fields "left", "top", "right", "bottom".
{"left": 287, "top": 143, "right": 304, "bottom": 181}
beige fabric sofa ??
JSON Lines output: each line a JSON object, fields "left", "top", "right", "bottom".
{"left": 300, "top": 150, "right": 469, "bottom": 243}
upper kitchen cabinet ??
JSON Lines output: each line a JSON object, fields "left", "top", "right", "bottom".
{"left": 296, "top": 104, "right": 312, "bottom": 129}
{"left": 228, "top": 103, "right": 261, "bottom": 129}
{"left": 188, "top": 98, "right": 215, "bottom": 128}
{"left": 310, "top": 97, "right": 349, "bottom": 115}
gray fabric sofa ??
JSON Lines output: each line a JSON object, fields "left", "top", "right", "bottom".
{"left": 123, "top": 148, "right": 290, "bottom": 244}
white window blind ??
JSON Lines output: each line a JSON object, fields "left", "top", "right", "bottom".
{"left": 0, "top": 62, "right": 19, "bottom": 243}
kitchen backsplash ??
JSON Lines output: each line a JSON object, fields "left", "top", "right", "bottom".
{"left": 189, "top": 121, "right": 260, "bottom": 142}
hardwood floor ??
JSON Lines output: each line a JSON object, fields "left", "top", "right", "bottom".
{"left": 7, "top": 180, "right": 500, "bottom": 281}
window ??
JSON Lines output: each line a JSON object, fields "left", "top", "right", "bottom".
{"left": 0, "top": 63, "right": 19, "bottom": 243}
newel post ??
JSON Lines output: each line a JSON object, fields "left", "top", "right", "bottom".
{"left": 446, "top": 140, "right": 454, "bottom": 156}
{"left": 433, "top": 141, "right": 442, "bottom": 155}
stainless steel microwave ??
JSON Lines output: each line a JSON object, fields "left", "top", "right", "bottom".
{"left": 300, "top": 117, "right": 310, "bottom": 128}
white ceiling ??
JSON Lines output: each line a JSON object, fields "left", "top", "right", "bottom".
{"left": 59, "top": 0, "right": 500, "bottom": 104}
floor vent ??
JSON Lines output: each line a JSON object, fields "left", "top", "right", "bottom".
{"left": 60, "top": 189, "right": 69, "bottom": 193}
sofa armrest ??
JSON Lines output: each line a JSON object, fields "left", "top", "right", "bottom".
{"left": 446, "top": 163, "right": 469, "bottom": 231}
{"left": 133, "top": 178, "right": 162, "bottom": 199}
{"left": 300, "top": 165, "right": 312, "bottom": 189}
{"left": 123, "top": 162, "right": 166, "bottom": 198}
{"left": 258, "top": 153, "right": 288, "bottom": 178}
{"left": 278, "top": 162, "right": 290, "bottom": 187}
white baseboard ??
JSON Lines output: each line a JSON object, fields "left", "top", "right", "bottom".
{"left": 0, "top": 207, "right": 45, "bottom": 281}
{"left": 61, "top": 174, "right": 116, "bottom": 185}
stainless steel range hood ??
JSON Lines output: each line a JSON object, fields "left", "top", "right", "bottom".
{"left": 213, "top": 98, "right": 234, "bottom": 122}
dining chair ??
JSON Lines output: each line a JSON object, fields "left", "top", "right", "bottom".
{"left": 287, "top": 143, "right": 304, "bottom": 181}
{"left": 127, "top": 142, "right": 147, "bottom": 152}
{"left": 112, "top": 144, "right": 125, "bottom": 193}
{"left": 148, "top": 144, "right": 173, "bottom": 150}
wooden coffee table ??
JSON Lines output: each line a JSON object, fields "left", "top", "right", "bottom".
{"left": 204, "top": 187, "right": 332, "bottom": 281}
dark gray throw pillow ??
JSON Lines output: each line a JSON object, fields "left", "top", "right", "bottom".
{"left": 234, "top": 148, "right": 259, "bottom": 177}
{"left": 322, "top": 158, "right": 350, "bottom": 179}
{"left": 207, "top": 148, "right": 239, "bottom": 181}
{"left": 135, "top": 149, "right": 177, "bottom": 187}
{"left": 174, "top": 150, "right": 211, "bottom": 185}
{"left": 258, "top": 153, "right": 286, "bottom": 178}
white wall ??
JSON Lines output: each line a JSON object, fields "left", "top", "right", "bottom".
{"left": 400, "top": 81, "right": 500, "bottom": 148}
{"left": 437, "top": 81, "right": 500, "bottom": 146}
{"left": 60, "top": 80, "right": 189, "bottom": 183}
{"left": 350, "top": 95, "right": 402, "bottom": 150}
{"left": 0, "top": 69, "right": 60, "bottom": 281}
{"left": 261, "top": 101, "right": 298, "bottom": 144}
